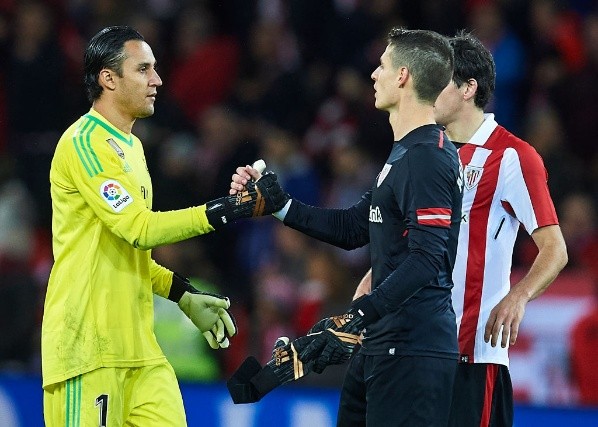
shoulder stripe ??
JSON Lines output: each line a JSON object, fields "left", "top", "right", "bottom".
{"left": 84, "top": 123, "right": 103, "bottom": 174}
{"left": 73, "top": 120, "right": 104, "bottom": 177}
{"left": 73, "top": 119, "right": 94, "bottom": 177}
{"left": 84, "top": 114, "right": 133, "bottom": 147}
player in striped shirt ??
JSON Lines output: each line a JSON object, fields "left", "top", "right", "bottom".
{"left": 351, "top": 32, "right": 568, "bottom": 426}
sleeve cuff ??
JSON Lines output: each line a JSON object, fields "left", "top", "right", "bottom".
{"left": 167, "top": 272, "right": 194, "bottom": 302}
{"left": 272, "top": 199, "right": 292, "bottom": 221}
{"left": 351, "top": 294, "right": 384, "bottom": 326}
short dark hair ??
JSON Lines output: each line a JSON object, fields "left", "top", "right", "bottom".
{"left": 387, "top": 27, "right": 454, "bottom": 104}
{"left": 84, "top": 26, "right": 144, "bottom": 103}
{"left": 449, "top": 31, "right": 496, "bottom": 109}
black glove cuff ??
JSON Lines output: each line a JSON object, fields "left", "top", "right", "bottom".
{"left": 250, "top": 365, "right": 282, "bottom": 397}
{"left": 351, "top": 295, "right": 382, "bottom": 327}
{"left": 167, "top": 272, "right": 194, "bottom": 303}
{"left": 205, "top": 197, "right": 229, "bottom": 229}
{"left": 227, "top": 356, "right": 263, "bottom": 404}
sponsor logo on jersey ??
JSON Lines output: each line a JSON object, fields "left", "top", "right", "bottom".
{"left": 100, "top": 180, "right": 133, "bottom": 212}
{"left": 106, "top": 138, "right": 125, "bottom": 159}
{"left": 369, "top": 206, "right": 383, "bottom": 223}
{"left": 376, "top": 164, "right": 392, "bottom": 187}
{"left": 464, "top": 165, "right": 483, "bottom": 190}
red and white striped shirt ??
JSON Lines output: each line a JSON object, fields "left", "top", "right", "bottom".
{"left": 452, "top": 114, "right": 558, "bottom": 366}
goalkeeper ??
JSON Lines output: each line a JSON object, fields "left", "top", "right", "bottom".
{"left": 42, "top": 26, "right": 287, "bottom": 427}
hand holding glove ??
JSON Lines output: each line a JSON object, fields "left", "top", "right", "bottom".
{"left": 168, "top": 273, "right": 236, "bottom": 349}
{"left": 300, "top": 295, "right": 381, "bottom": 373}
{"left": 227, "top": 334, "right": 316, "bottom": 404}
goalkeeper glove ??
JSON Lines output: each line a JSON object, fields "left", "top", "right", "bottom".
{"left": 168, "top": 273, "right": 237, "bottom": 349}
{"left": 205, "top": 172, "right": 289, "bottom": 228}
{"left": 299, "top": 295, "right": 380, "bottom": 373}
{"left": 227, "top": 335, "right": 316, "bottom": 404}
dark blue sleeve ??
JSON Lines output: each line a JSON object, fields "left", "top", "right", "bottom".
{"left": 369, "top": 144, "right": 458, "bottom": 314}
{"left": 283, "top": 191, "right": 371, "bottom": 250}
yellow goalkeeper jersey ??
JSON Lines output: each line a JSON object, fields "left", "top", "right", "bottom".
{"left": 43, "top": 108, "right": 214, "bottom": 388}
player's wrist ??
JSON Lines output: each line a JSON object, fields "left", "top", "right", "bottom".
{"left": 349, "top": 294, "right": 382, "bottom": 329}
{"left": 272, "top": 199, "right": 292, "bottom": 221}
{"left": 167, "top": 272, "right": 194, "bottom": 303}
{"left": 204, "top": 196, "right": 235, "bottom": 228}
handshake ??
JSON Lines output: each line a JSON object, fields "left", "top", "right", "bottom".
{"left": 227, "top": 295, "right": 380, "bottom": 404}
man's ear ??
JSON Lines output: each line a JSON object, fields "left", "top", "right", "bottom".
{"left": 463, "top": 78, "right": 478, "bottom": 102}
{"left": 98, "top": 69, "right": 117, "bottom": 91}
{"left": 396, "top": 66, "right": 409, "bottom": 88}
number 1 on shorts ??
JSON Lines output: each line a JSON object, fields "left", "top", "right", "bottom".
{"left": 95, "top": 394, "right": 108, "bottom": 427}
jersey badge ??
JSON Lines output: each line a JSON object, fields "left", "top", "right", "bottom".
{"left": 464, "top": 165, "right": 483, "bottom": 190}
{"left": 106, "top": 138, "right": 125, "bottom": 159}
{"left": 100, "top": 180, "right": 133, "bottom": 212}
{"left": 376, "top": 164, "right": 392, "bottom": 187}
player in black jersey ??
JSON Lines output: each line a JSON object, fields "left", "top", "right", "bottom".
{"left": 230, "top": 28, "right": 461, "bottom": 426}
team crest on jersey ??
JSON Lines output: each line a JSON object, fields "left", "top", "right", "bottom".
{"left": 100, "top": 180, "right": 133, "bottom": 212}
{"left": 464, "top": 165, "right": 483, "bottom": 190}
{"left": 106, "top": 138, "right": 125, "bottom": 159}
{"left": 376, "top": 164, "right": 392, "bottom": 187}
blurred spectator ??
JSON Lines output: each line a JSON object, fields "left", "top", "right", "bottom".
{"left": 467, "top": 0, "right": 526, "bottom": 132}
{"left": 558, "top": 193, "right": 597, "bottom": 269}
{"left": 322, "top": 144, "right": 375, "bottom": 273}
{"left": 0, "top": 156, "right": 40, "bottom": 371}
{"left": 294, "top": 246, "right": 354, "bottom": 336}
{"left": 524, "top": 106, "right": 584, "bottom": 207}
{"left": 231, "top": 19, "right": 307, "bottom": 132}
{"left": 528, "top": 0, "right": 585, "bottom": 73}
{"left": 6, "top": 0, "right": 69, "bottom": 227}
{"left": 168, "top": 4, "right": 240, "bottom": 124}
{"left": 261, "top": 125, "right": 320, "bottom": 206}
{"left": 570, "top": 279, "right": 598, "bottom": 405}
{"left": 253, "top": 264, "right": 298, "bottom": 364}
{"left": 304, "top": 67, "right": 365, "bottom": 169}
{"left": 551, "top": 11, "right": 598, "bottom": 168}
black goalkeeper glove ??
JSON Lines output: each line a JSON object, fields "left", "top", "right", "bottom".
{"left": 299, "top": 295, "right": 380, "bottom": 373}
{"left": 205, "top": 172, "right": 289, "bottom": 228}
{"left": 227, "top": 335, "right": 316, "bottom": 404}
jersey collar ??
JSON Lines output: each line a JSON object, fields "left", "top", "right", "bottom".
{"left": 467, "top": 113, "right": 498, "bottom": 146}
{"left": 84, "top": 108, "right": 134, "bottom": 147}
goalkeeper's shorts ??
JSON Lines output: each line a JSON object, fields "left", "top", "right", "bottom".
{"left": 43, "top": 362, "right": 186, "bottom": 427}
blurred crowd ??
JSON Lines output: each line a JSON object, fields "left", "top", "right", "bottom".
{"left": 1, "top": 0, "right": 598, "bottom": 402}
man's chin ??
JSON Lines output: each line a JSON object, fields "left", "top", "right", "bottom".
{"left": 136, "top": 107, "right": 155, "bottom": 119}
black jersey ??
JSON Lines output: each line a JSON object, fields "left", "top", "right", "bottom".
{"left": 284, "top": 124, "right": 461, "bottom": 359}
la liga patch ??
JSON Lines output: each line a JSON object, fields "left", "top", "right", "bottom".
{"left": 100, "top": 179, "right": 133, "bottom": 212}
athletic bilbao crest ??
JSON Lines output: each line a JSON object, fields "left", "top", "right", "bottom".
{"left": 377, "top": 164, "right": 392, "bottom": 187}
{"left": 464, "top": 165, "right": 483, "bottom": 190}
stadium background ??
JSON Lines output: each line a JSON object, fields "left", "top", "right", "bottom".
{"left": 1, "top": 0, "right": 598, "bottom": 425}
